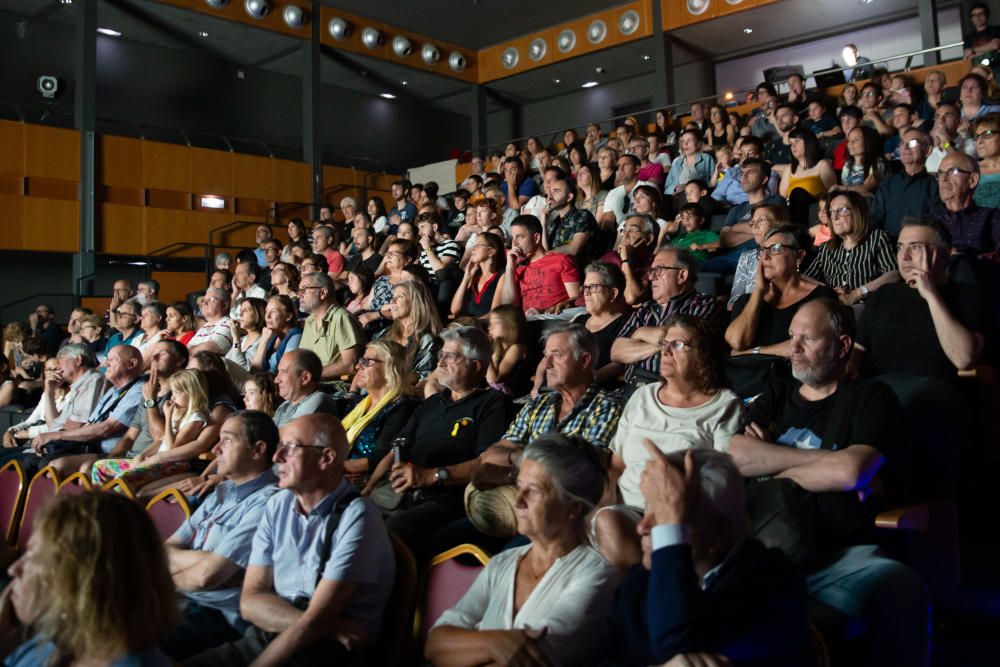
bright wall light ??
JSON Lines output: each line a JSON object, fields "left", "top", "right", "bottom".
{"left": 97, "top": 28, "right": 122, "bottom": 37}
{"left": 201, "top": 195, "right": 226, "bottom": 209}
{"left": 581, "top": 81, "right": 599, "bottom": 88}
{"left": 380, "top": 93, "right": 396, "bottom": 99}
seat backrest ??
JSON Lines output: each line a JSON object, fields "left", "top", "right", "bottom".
{"left": 145, "top": 489, "right": 192, "bottom": 541}
{"left": 18, "top": 467, "right": 60, "bottom": 550}
{"left": 101, "top": 477, "right": 136, "bottom": 499}
{"left": 418, "top": 545, "right": 489, "bottom": 645}
{"left": 367, "top": 532, "right": 418, "bottom": 666}
{"left": 57, "top": 473, "right": 92, "bottom": 496}
{"left": 0, "top": 460, "right": 26, "bottom": 544}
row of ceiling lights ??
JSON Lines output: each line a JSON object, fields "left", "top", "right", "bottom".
{"left": 501, "top": 10, "right": 640, "bottom": 70}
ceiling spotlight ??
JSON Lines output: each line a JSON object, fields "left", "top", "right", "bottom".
{"left": 595, "top": 66, "right": 606, "bottom": 74}
{"left": 361, "top": 27, "right": 383, "bottom": 49}
{"left": 244, "top": 0, "right": 270, "bottom": 20}
{"left": 557, "top": 29, "right": 576, "bottom": 53}
{"left": 421, "top": 43, "right": 440, "bottom": 64}
{"left": 501, "top": 46, "right": 519, "bottom": 69}
{"left": 37, "top": 75, "right": 61, "bottom": 99}
{"left": 204, "top": 0, "right": 228, "bottom": 7}
{"left": 552, "top": 78, "right": 562, "bottom": 84}
{"left": 448, "top": 51, "right": 467, "bottom": 72}
{"left": 581, "top": 81, "right": 599, "bottom": 88}
{"left": 282, "top": 5, "right": 305, "bottom": 29}
{"left": 380, "top": 93, "right": 396, "bottom": 100}
{"left": 392, "top": 35, "right": 412, "bottom": 57}
{"left": 588, "top": 20, "right": 607, "bottom": 44}
{"left": 743, "top": 27, "right": 753, "bottom": 34}
{"left": 641, "top": 54, "right": 651, "bottom": 61}
{"left": 327, "top": 17, "right": 351, "bottom": 41}
{"left": 529, "top": 38, "right": 547, "bottom": 62}
{"left": 724, "top": 91, "right": 735, "bottom": 101}
{"left": 198, "top": 30, "right": 209, "bottom": 38}
{"left": 59, "top": 0, "right": 72, "bottom": 4}
{"left": 401, "top": 80, "right": 408, "bottom": 86}
{"left": 97, "top": 27, "right": 121, "bottom": 37}
{"left": 687, "top": 0, "right": 710, "bottom": 15}
{"left": 618, "top": 10, "right": 640, "bottom": 35}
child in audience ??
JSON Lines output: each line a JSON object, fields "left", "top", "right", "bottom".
{"left": 241, "top": 371, "right": 279, "bottom": 416}
{"left": 809, "top": 192, "right": 834, "bottom": 246}
{"left": 486, "top": 305, "right": 530, "bottom": 396}
{"left": 713, "top": 144, "right": 733, "bottom": 183}
{"left": 670, "top": 203, "right": 720, "bottom": 262}
{"left": 683, "top": 179, "right": 719, "bottom": 218}
{"left": 804, "top": 99, "right": 842, "bottom": 139}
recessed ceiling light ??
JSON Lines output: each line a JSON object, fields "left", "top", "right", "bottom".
{"left": 380, "top": 93, "right": 396, "bottom": 99}
{"left": 595, "top": 66, "right": 606, "bottom": 74}
{"left": 97, "top": 27, "right": 122, "bottom": 37}
{"left": 581, "top": 81, "right": 598, "bottom": 88}
{"left": 552, "top": 78, "right": 562, "bottom": 84}
{"left": 59, "top": 0, "right": 72, "bottom": 4}
{"left": 642, "top": 55, "right": 651, "bottom": 61}
{"left": 743, "top": 27, "right": 753, "bottom": 34}
{"left": 400, "top": 80, "right": 408, "bottom": 86}
{"left": 861, "top": 0, "right": 875, "bottom": 4}
{"left": 198, "top": 31, "right": 209, "bottom": 38}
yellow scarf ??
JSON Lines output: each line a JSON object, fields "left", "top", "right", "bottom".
{"left": 341, "top": 390, "right": 399, "bottom": 446}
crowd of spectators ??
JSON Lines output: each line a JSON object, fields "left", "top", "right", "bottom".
{"left": 1, "top": 7, "right": 999, "bottom": 664}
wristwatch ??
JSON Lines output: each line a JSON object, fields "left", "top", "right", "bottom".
{"left": 434, "top": 467, "right": 450, "bottom": 486}
{"left": 143, "top": 398, "right": 157, "bottom": 409}
{"left": 860, "top": 285, "right": 870, "bottom": 299}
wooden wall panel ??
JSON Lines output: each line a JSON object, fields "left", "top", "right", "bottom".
{"left": 143, "top": 208, "right": 190, "bottom": 257}
{"left": 0, "top": 194, "right": 24, "bottom": 250}
{"left": 24, "top": 125, "right": 78, "bottom": 181}
{"left": 21, "top": 198, "right": 78, "bottom": 252}
{"left": 0, "top": 122, "right": 25, "bottom": 178}
{"left": 191, "top": 147, "right": 234, "bottom": 197}
{"left": 151, "top": 270, "right": 207, "bottom": 303}
{"left": 233, "top": 153, "right": 276, "bottom": 200}
{"left": 99, "top": 203, "right": 144, "bottom": 255}
{"left": 143, "top": 141, "right": 192, "bottom": 192}
{"left": 98, "top": 135, "right": 143, "bottom": 188}
{"left": 273, "top": 159, "right": 312, "bottom": 203}
{"left": 718, "top": 0, "right": 757, "bottom": 17}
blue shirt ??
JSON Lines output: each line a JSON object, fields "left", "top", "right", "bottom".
{"left": 254, "top": 247, "right": 267, "bottom": 266}
{"left": 711, "top": 167, "right": 782, "bottom": 206}
{"left": 664, "top": 152, "right": 715, "bottom": 194}
{"left": 88, "top": 378, "right": 146, "bottom": 453}
{"left": 500, "top": 178, "right": 539, "bottom": 201}
{"left": 171, "top": 469, "right": 280, "bottom": 630}
{"left": 5, "top": 637, "right": 169, "bottom": 667}
{"left": 388, "top": 202, "right": 417, "bottom": 227}
{"left": 248, "top": 479, "right": 395, "bottom": 639}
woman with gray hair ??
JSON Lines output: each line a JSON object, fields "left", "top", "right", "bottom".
{"left": 134, "top": 301, "right": 168, "bottom": 366}
{"left": 578, "top": 261, "right": 629, "bottom": 384}
{"left": 427, "top": 433, "right": 619, "bottom": 667}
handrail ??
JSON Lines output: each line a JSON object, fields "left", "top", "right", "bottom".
{"left": 471, "top": 41, "right": 966, "bottom": 154}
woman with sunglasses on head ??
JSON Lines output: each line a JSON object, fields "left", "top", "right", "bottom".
{"left": 725, "top": 225, "right": 836, "bottom": 358}
{"left": 803, "top": 191, "right": 898, "bottom": 306}
{"left": 973, "top": 113, "right": 1000, "bottom": 208}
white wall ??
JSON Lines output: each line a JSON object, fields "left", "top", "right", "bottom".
{"left": 715, "top": 7, "right": 963, "bottom": 94}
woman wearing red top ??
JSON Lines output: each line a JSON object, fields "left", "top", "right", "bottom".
{"left": 165, "top": 301, "right": 196, "bottom": 346}
{"left": 450, "top": 232, "right": 506, "bottom": 318}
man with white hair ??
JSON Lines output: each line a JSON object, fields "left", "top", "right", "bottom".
{"left": 133, "top": 279, "right": 160, "bottom": 307}
{"left": 340, "top": 196, "right": 358, "bottom": 225}
{"left": 253, "top": 225, "right": 273, "bottom": 266}
{"left": 603, "top": 445, "right": 808, "bottom": 666}
{"left": 189, "top": 288, "right": 234, "bottom": 356}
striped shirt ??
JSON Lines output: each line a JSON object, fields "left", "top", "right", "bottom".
{"left": 803, "top": 230, "right": 896, "bottom": 291}
{"left": 502, "top": 384, "right": 623, "bottom": 448}
{"left": 618, "top": 290, "right": 725, "bottom": 383}
{"left": 419, "top": 240, "right": 462, "bottom": 281}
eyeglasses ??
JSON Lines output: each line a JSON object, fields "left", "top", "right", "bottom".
{"left": 936, "top": 167, "right": 975, "bottom": 180}
{"left": 861, "top": 91, "right": 877, "bottom": 97}
{"left": 297, "top": 285, "right": 323, "bottom": 293}
{"left": 757, "top": 242, "right": 798, "bottom": 258}
{"left": 437, "top": 350, "right": 466, "bottom": 363}
{"left": 648, "top": 265, "right": 683, "bottom": 279}
{"left": 81, "top": 324, "right": 98, "bottom": 330}
{"left": 582, "top": 284, "right": 609, "bottom": 294}
{"left": 385, "top": 250, "right": 405, "bottom": 258}
{"left": 276, "top": 443, "right": 328, "bottom": 457}
{"left": 660, "top": 339, "right": 696, "bottom": 352}
{"left": 975, "top": 129, "right": 997, "bottom": 141}
{"left": 356, "top": 357, "right": 383, "bottom": 368}
{"left": 114, "top": 310, "right": 137, "bottom": 317}
{"left": 831, "top": 206, "right": 852, "bottom": 219}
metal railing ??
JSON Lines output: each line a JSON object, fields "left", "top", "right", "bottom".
{"left": 473, "top": 41, "right": 966, "bottom": 154}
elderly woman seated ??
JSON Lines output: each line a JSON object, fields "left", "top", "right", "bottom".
{"left": 0, "top": 492, "right": 176, "bottom": 665}
{"left": 425, "top": 433, "right": 619, "bottom": 667}
{"left": 596, "top": 314, "right": 743, "bottom": 572}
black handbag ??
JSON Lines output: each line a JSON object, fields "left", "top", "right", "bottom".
{"left": 746, "top": 477, "right": 820, "bottom": 570}
{"left": 725, "top": 353, "right": 791, "bottom": 399}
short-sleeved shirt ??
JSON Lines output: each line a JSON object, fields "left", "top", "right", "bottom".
{"left": 731, "top": 285, "right": 838, "bottom": 348}
{"left": 670, "top": 229, "right": 720, "bottom": 262}
{"left": 300, "top": 305, "right": 365, "bottom": 369}
{"left": 388, "top": 202, "right": 417, "bottom": 226}
{"left": 61, "top": 370, "right": 109, "bottom": 426}
{"left": 126, "top": 392, "right": 169, "bottom": 456}
{"left": 418, "top": 240, "right": 462, "bottom": 280}
{"left": 397, "top": 388, "right": 513, "bottom": 471}
{"left": 345, "top": 252, "right": 383, "bottom": 277}
{"left": 502, "top": 384, "right": 622, "bottom": 448}
{"left": 501, "top": 178, "right": 539, "bottom": 202}
{"left": 188, "top": 318, "right": 235, "bottom": 356}
{"left": 272, "top": 390, "right": 341, "bottom": 427}
{"left": 747, "top": 378, "right": 902, "bottom": 551}
{"left": 802, "top": 231, "right": 897, "bottom": 291}
{"left": 546, "top": 208, "right": 596, "bottom": 256}
{"left": 618, "top": 291, "right": 725, "bottom": 383}
{"left": 936, "top": 204, "right": 1000, "bottom": 254}
{"left": 172, "top": 470, "right": 280, "bottom": 630}
{"left": 856, "top": 281, "right": 988, "bottom": 382}
{"left": 512, "top": 253, "right": 581, "bottom": 312}
{"left": 249, "top": 479, "right": 395, "bottom": 639}
{"left": 87, "top": 378, "right": 146, "bottom": 453}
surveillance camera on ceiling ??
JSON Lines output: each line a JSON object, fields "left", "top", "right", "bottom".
{"left": 37, "top": 75, "right": 61, "bottom": 99}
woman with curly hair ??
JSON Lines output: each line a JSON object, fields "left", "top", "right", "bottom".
{"left": 0, "top": 492, "right": 176, "bottom": 665}
{"left": 594, "top": 314, "right": 743, "bottom": 571}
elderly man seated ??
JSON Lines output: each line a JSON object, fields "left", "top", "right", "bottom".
{"left": 600, "top": 213, "right": 657, "bottom": 305}
{"left": 161, "top": 410, "right": 280, "bottom": 660}
{"left": 934, "top": 150, "right": 1000, "bottom": 277}
{"left": 869, "top": 128, "right": 941, "bottom": 241}
{"left": 189, "top": 288, "right": 235, "bottom": 356}
{"left": 728, "top": 298, "right": 928, "bottom": 666}
{"left": 272, "top": 349, "right": 340, "bottom": 428}
{"left": 603, "top": 446, "right": 808, "bottom": 667}
{"left": 610, "top": 247, "right": 723, "bottom": 396}
{"left": 185, "top": 413, "right": 395, "bottom": 666}
{"left": 298, "top": 272, "right": 364, "bottom": 382}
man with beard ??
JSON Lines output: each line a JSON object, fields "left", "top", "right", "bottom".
{"left": 728, "top": 298, "right": 928, "bottom": 667}
{"left": 496, "top": 215, "right": 580, "bottom": 315}
{"left": 298, "top": 272, "right": 364, "bottom": 381}
{"left": 763, "top": 103, "right": 799, "bottom": 166}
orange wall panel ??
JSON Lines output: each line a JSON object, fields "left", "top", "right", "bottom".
{"left": 273, "top": 159, "right": 312, "bottom": 203}
{"left": 233, "top": 154, "right": 276, "bottom": 200}
{"left": 98, "top": 135, "right": 143, "bottom": 188}
{"left": 142, "top": 141, "right": 192, "bottom": 192}
{"left": 99, "top": 203, "right": 144, "bottom": 255}
{"left": 0, "top": 121, "right": 25, "bottom": 178}
{"left": 151, "top": 271, "right": 207, "bottom": 303}
{"left": 0, "top": 194, "right": 24, "bottom": 251}
{"left": 718, "top": 0, "right": 757, "bottom": 16}
{"left": 143, "top": 207, "right": 190, "bottom": 257}
{"left": 21, "top": 198, "right": 78, "bottom": 252}
{"left": 24, "top": 125, "right": 78, "bottom": 181}
{"left": 191, "top": 147, "right": 234, "bottom": 197}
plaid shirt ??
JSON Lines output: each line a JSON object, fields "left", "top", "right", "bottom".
{"left": 502, "top": 384, "right": 623, "bottom": 448}
{"left": 618, "top": 290, "right": 724, "bottom": 383}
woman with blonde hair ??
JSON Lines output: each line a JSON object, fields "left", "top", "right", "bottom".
{"left": 342, "top": 340, "right": 418, "bottom": 485}
{"left": 0, "top": 492, "right": 176, "bottom": 665}
{"left": 375, "top": 280, "right": 442, "bottom": 380}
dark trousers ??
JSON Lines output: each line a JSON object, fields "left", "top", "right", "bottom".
{"left": 183, "top": 625, "right": 355, "bottom": 667}
{"left": 385, "top": 492, "right": 466, "bottom": 563}
{"left": 161, "top": 598, "right": 242, "bottom": 661}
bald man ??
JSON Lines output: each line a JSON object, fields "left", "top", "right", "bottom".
{"left": 5, "top": 344, "right": 146, "bottom": 478}
{"left": 185, "top": 413, "right": 395, "bottom": 665}
{"left": 936, "top": 150, "right": 1000, "bottom": 255}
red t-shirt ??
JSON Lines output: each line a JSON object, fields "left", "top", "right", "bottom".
{"left": 638, "top": 162, "right": 665, "bottom": 189}
{"left": 833, "top": 141, "right": 848, "bottom": 171}
{"left": 323, "top": 249, "right": 345, "bottom": 274}
{"left": 514, "top": 253, "right": 581, "bottom": 312}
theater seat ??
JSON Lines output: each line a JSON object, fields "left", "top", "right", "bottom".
{"left": 368, "top": 532, "right": 418, "bottom": 666}
{"left": 57, "top": 472, "right": 92, "bottom": 495}
{"left": 416, "top": 544, "right": 490, "bottom": 657}
{"left": 875, "top": 501, "right": 960, "bottom": 608}
{"left": 18, "top": 466, "right": 60, "bottom": 550}
{"left": 0, "top": 460, "right": 25, "bottom": 544}
{"left": 144, "top": 488, "right": 192, "bottom": 541}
